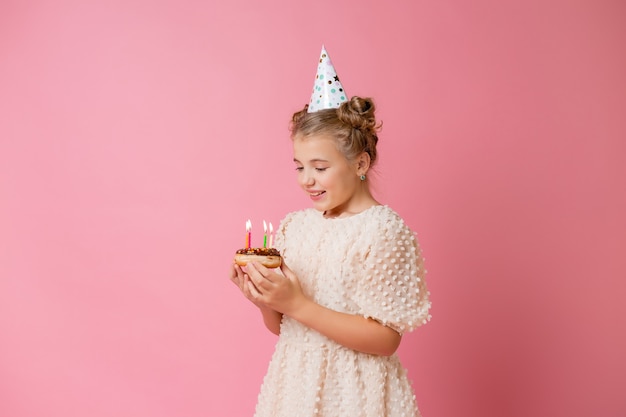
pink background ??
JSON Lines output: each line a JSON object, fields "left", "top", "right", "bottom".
{"left": 1, "top": 1, "right": 625, "bottom": 416}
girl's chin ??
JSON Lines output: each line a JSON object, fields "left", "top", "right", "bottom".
{"left": 311, "top": 202, "right": 327, "bottom": 212}
{"left": 311, "top": 201, "right": 332, "bottom": 214}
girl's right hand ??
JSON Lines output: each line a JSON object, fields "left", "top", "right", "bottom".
{"left": 229, "top": 263, "right": 283, "bottom": 335}
{"left": 229, "top": 263, "right": 264, "bottom": 308}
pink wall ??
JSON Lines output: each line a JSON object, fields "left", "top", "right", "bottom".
{"left": 1, "top": 1, "right": 624, "bottom": 416}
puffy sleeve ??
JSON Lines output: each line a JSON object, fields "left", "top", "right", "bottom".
{"left": 272, "top": 211, "right": 296, "bottom": 258}
{"left": 355, "top": 214, "right": 431, "bottom": 334}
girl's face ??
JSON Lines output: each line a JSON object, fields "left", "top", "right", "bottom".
{"left": 293, "top": 134, "right": 364, "bottom": 218}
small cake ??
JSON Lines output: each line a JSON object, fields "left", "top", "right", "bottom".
{"left": 234, "top": 247, "right": 282, "bottom": 268}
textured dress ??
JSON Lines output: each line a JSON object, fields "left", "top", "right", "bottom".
{"left": 254, "top": 205, "right": 432, "bottom": 417}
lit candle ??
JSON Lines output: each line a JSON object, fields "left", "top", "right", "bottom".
{"left": 269, "top": 222, "right": 274, "bottom": 248}
{"left": 245, "top": 219, "right": 251, "bottom": 249}
{"left": 263, "top": 220, "right": 267, "bottom": 248}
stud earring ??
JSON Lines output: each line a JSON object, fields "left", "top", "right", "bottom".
{"left": 360, "top": 174, "right": 366, "bottom": 181}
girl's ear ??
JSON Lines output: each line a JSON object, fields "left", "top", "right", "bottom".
{"left": 356, "top": 151, "right": 371, "bottom": 175}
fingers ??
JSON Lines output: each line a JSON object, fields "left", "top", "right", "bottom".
{"left": 229, "top": 263, "right": 237, "bottom": 279}
{"left": 231, "top": 263, "right": 243, "bottom": 277}
{"left": 245, "top": 276, "right": 262, "bottom": 299}
{"left": 240, "top": 261, "right": 290, "bottom": 303}
{"left": 245, "top": 262, "right": 266, "bottom": 285}
{"left": 242, "top": 262, "right": 266, "bottom": 292}
{"left": 249, "top": 261, "right": 284, "bottom": 285}
{"left": 279, "top": 263, "right": 300, "bottom": 286}
{"left": 231, "top": 264, "right": 256, "bottom": 298}
{"left": 229, "top": 264, "right": 240, "bottom": 285}
{"left": 279, "top": 262, "right": 293, "bottom": 278}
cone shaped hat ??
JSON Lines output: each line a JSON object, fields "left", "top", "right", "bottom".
{"left": 308, "top": 45, "right": 347, "bottom": 113}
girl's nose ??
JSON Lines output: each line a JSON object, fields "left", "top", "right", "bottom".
{"left": 300, "top": 171, "right": 315, "bottom": 186}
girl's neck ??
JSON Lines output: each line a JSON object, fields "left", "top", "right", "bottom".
{"left": 323, "top": 191, "right": 379, "bottom": 219}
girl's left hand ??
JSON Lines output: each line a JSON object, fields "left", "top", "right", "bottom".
{"left": 244, "top": 261, "right": 306, "bottom": 316}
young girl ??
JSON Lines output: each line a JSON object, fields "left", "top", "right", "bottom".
{"left": 229, "top": 94, "right": 432, "bottom": 416}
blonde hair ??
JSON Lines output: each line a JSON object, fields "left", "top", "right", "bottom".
{"left": 290, "top": 96, "right": 381, "bottom": 165}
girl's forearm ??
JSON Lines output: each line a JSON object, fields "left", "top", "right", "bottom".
{"left": 287, "top": 299, "right": 401, "bottom": 356}
{"left": 260, "top": 307, "right": 282, "bottom": 335}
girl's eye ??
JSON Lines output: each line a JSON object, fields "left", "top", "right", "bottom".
{"left": 315, "top": 167, "right": 328, "bottom": 172}
{"left": 295, "top": 167, "right": 304, "bottom": 172}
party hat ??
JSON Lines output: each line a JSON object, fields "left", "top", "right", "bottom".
{"left": 308, "top": 45, "right": 348, "bottom": 113}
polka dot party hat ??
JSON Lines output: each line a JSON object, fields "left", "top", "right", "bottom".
{"left": 307, "top": 45, "right": 348, "bottom": 113}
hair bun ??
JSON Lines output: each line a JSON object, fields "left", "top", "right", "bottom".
{"left": 337, "top": 96, "right": 379, "bottom": 135}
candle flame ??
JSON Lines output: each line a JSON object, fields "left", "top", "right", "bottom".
{"left": 269, "top": 222, "right": 273, "bottom": 233}
{"left": 263, "top": 220, "right": 267, "bottom": 232}
{"left": 246, "top": 219, "right": 251, "bottom": 232}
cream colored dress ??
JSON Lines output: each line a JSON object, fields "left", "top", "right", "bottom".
{"left": 254, "top": 205, "right": 431, "bottom": 417}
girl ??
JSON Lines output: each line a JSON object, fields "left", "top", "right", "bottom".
{"left": 229, "top": 95, "right": 432, "bottom": 417}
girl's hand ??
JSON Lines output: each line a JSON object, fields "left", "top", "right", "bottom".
{"left": 229, "top": 262, "right": 284, "bottom": 334}
{"left": 229, "top": 263, "right": 265, "bottom": 309}
{"left": 244, "top": 261, "right": 307, "bottom": 316}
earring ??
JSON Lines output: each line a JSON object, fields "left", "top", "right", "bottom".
{"left": 360, "top": 174, "right": 366, "bottom": 181}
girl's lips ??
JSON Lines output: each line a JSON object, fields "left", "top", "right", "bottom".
{"left": 308, "top": 190, "right": 326, "bottom": 201}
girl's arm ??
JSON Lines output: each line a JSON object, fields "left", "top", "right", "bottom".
{"left": 245, "top": 262, "right": 401, "bottom": 356}
{"left": 257, "top": 303, "right": 283, "bottom": 335}
{"left": 288, "top": 300, "right": 401, "bottom": 356}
